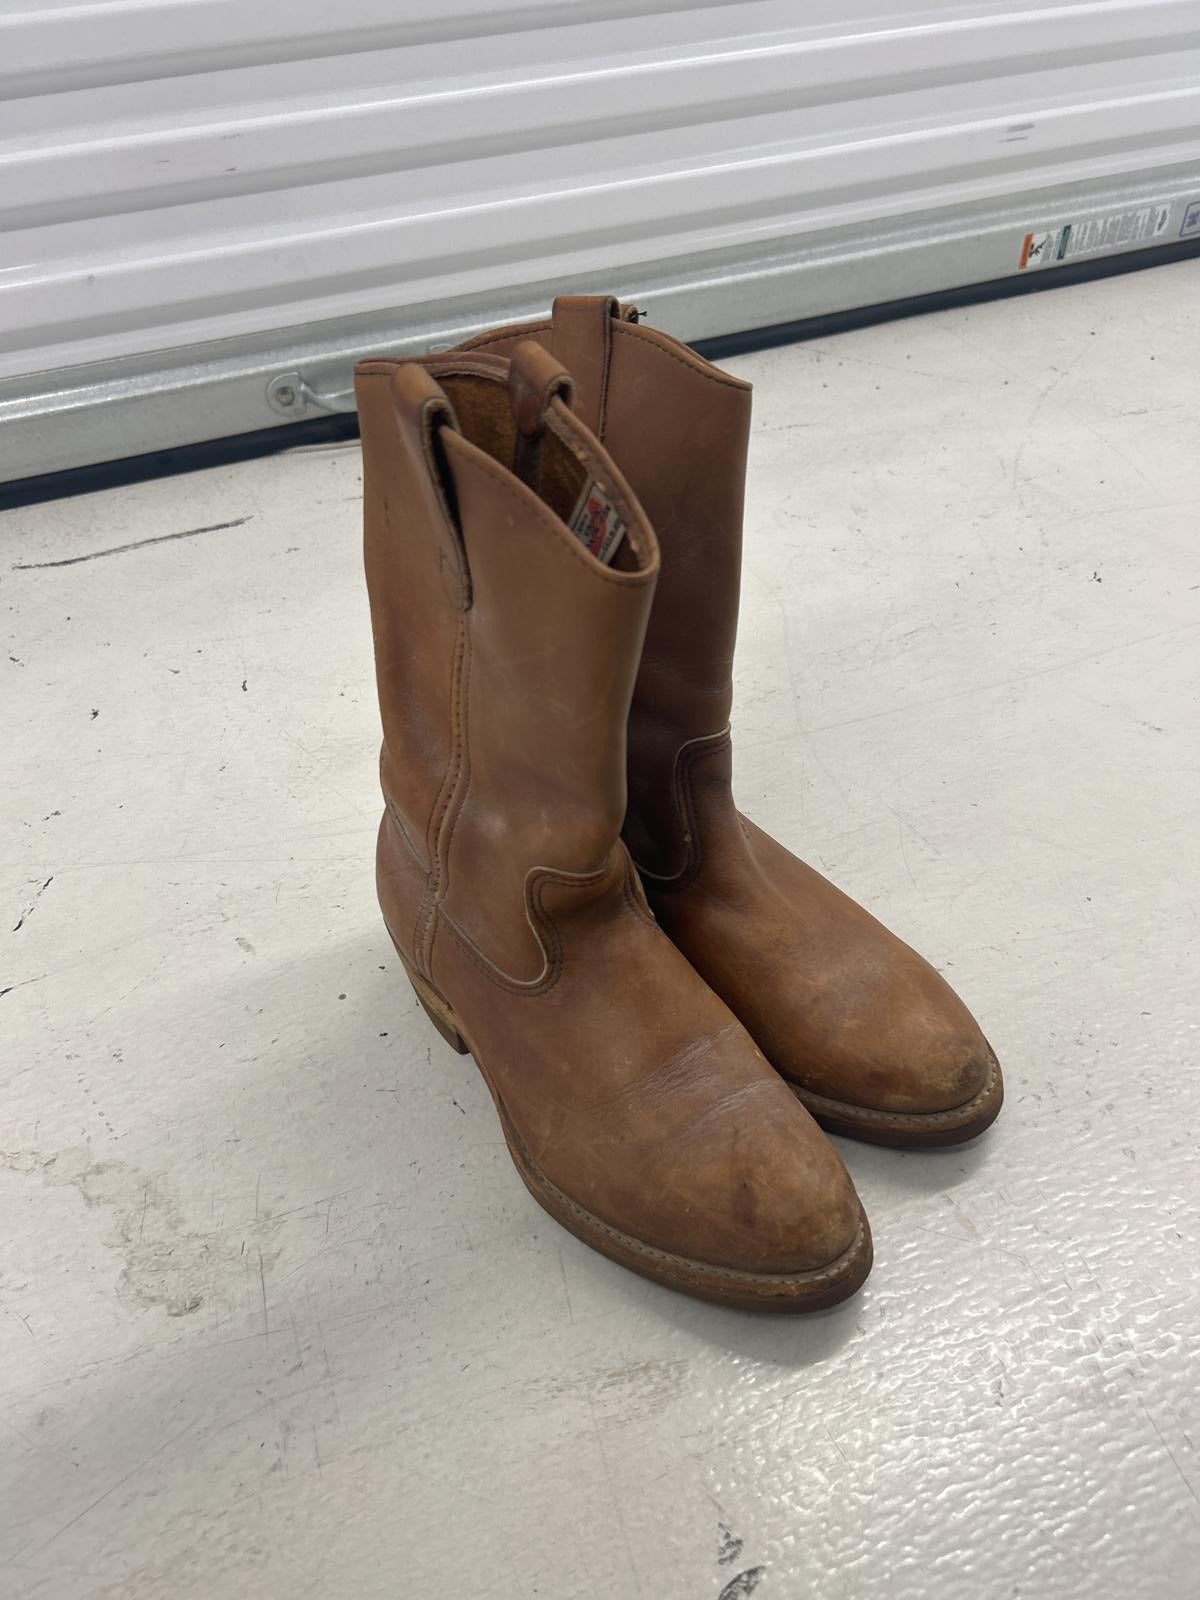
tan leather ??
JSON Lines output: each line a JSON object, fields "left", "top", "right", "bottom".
{"left": 456, "top": 301, "right": 1003, "bottom": 1146}
{"left": 356, "top": 341, "right": 870, "bottom": 1307}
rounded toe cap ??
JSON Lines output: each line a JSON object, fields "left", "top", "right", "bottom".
{"left": 876, "top": 1016, "right": 995, "bottom": 1115}
{"left": 683, "top": 1092, "right": 867, "bottom": 1277}
{"left": 774, "top": 952, "right": 998, "bottom": 1120}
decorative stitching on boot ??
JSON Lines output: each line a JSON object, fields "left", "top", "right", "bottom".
{"left": 437, "top": 859, "right": 614, "bottom": 994}
{"left": 427, "top": 615, "right": 474, "bottom": 971}
{"left": 633, "top": 727, "right": 732, "bottom": 887}
{"left": 436, "top": 845, "right": 669, "bottom": 994}
{"left": 415, "top": 615, "right": 470, "bottom": 974}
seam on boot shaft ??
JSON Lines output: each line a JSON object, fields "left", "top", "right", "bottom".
{"left": 360, "top": 353, "right": 661, "bottom": 989}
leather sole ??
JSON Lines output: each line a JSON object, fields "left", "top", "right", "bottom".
{"left": 394, "top": 941, "right": 872, "bottom": 1312}
{"left": 788, "top": 1051, "right": 1004, "bottom": 1150}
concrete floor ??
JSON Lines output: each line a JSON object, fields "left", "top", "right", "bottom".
{"left": 3, "top": 261, "right": 1198, "bottom": 1600}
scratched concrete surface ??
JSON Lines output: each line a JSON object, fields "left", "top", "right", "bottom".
{"left": 3, "top": 261, "right": 1198, "bottom": 1599}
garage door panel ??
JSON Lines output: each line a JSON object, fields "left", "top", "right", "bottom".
{"left": 2, "top": 0, "right": 1198, "bottom": 479}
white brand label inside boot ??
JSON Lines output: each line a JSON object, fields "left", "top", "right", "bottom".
{"left": 568, "top": 477, "right": 626, "bottom": 565}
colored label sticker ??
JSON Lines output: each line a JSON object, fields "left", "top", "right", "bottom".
{"left": 568, "top": 477, "right": 626, "bottom": 566}
{"left": 1019, "top": 204, "right": 1171, "bottom": 270}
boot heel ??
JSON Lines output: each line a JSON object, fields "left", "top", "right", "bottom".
{"left": 391, "top": 941, "right": 470, "bottom": 1055}
{"left": 409, "top": 979, "right": 469, "bottom": 1054}
{"left": 387, "top": 928, "right": 471, "bottom": 1053}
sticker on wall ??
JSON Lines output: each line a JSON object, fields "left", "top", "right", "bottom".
{"left": 1018, "top": 204, "right": 1171, "bottom": 270}
{"left": 1181, "top": 199, "right": 1200, "bottom": 239}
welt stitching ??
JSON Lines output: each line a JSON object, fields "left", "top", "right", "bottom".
{"left": 512, "top": 1138, "right": 868, "bottom": 1288}
{"left": 793, "top": 1056, "right": 1000, "bottom": 1129}
{"left": 455, "top": 446, "right": 652, "bottom": 588}
{"left": 612, "top": 322, "right": 748, "bottom": 391}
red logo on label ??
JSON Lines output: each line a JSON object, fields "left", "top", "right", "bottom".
{"left": 580, "top": 495, "right": 608, "bottom": 555}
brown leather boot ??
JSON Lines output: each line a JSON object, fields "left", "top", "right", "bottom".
{"left": 356, "top": 341, "right": 871, "bottom": 1307}
{"left": 457, "top": 299, "right": 1003, "bottom": 1148}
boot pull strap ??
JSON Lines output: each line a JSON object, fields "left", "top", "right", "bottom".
{"left": 389, "top": 363, "right": 471, "bottom": 612}
{"left": 509, "top": 340, "right": 575, "bottom": 435}
{"left": 508, "top": 340, "right": 575, "bottom": 493}
{"left": 549, "top": 294, "right": 623, "bottom": 439}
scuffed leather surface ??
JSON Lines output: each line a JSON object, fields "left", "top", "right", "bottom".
{"left": 465, "top": 299, "right": 999, "bottom": 1123}
{"left": 362, "top": 353, "right": 864, "bottom": 1279}
{"left": 425, "top": 841, "right": 862, "bottom": 1275}
{"left": 656, "top": 753, "right": 994, "bottom": 1113}
{"left": 1, "top": 264, "right": 1197, "bottom": 1597}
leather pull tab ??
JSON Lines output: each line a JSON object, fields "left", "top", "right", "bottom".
{"left": 389, "top": 363, "right": 471, "bottom": 611}
{"left": 550, "top": 295, "right": 619, "bottom": 438}
{"left": 508, "top": 340, "right": 575, "bottom": 436}
{"left": 509, "top": 341, "right": 574, "bottom": 492}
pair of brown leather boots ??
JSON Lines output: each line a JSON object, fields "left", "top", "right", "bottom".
{"left": 358, "top": 294, "right": 1002, "bottom": 1312}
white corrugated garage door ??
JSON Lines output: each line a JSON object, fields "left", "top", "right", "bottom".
{"left": 2, "top": 0, "right": 1199, "bottom": 480}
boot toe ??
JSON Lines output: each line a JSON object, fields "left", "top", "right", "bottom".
{"left": 739, "top": 1122, "right": 864, "bottom": 1274}
{"left": 517, "top": 1075, "right": 872, "bottom": 1309}
{"left": 789, "top": 1011, "right": 1004, "bottom": 1147}
{"left": 768, "top": 947, "right": 1000, "bottom": 1120}
{"left": 866, "top": 1012, "right": 995, "bottom": 1115}
{"left": 663, "top": 1088, "right": 866, "bottom": 1277}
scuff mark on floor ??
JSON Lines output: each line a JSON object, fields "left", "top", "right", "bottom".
{"left": 0, "top": 1146, "right": 281, "bottom": 1320}
{"left": 11, "top": 516, "right": 252, "bottom": 571}
{"left": 12, "top": 875, "right": 54, "bottom": 932}
{"left": 718, "top": 1522, "right": 744, "bottom": 1566}
{"left": 719, "top": 1567, "right": 767, "bottom": 1600}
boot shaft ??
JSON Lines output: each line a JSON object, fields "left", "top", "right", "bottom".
{"left": 457, "top": 298, "right": 753, "bottom": 877}
{"left": 357, "top": 344, "right": 660, "bottom": 980}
